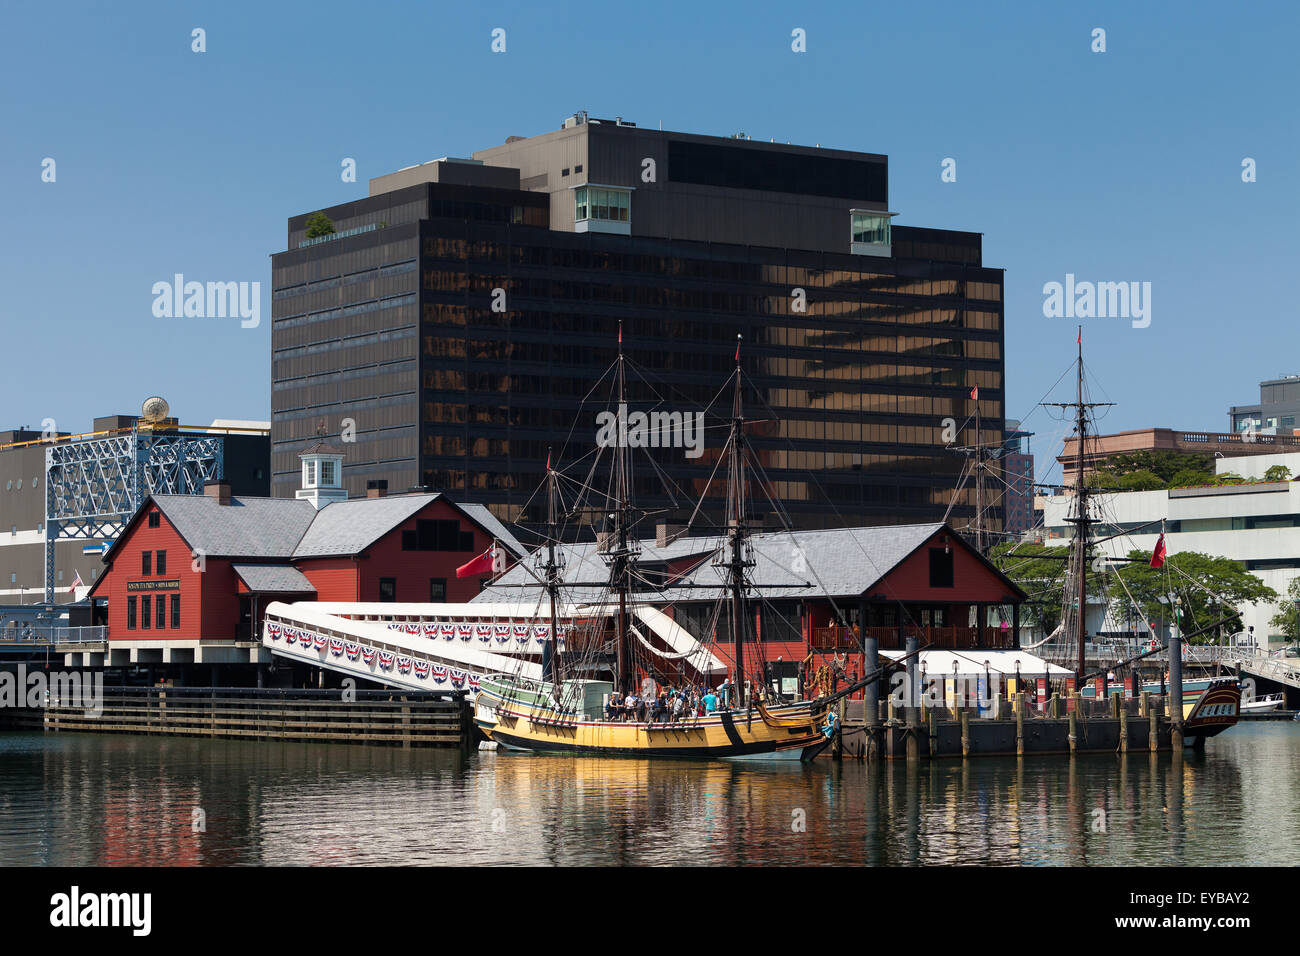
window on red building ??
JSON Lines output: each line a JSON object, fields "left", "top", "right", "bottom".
{"left": 429, "top": 578, "right": 447, "bottom": 601}
{"left": 141, "top": 595, "right": 151, "bottom": 629}
{"left": 156, "top": 595, "right": 165, "bottom": 629}
{"left": 126, "top": 596, "right": 137, "bottom": 629}
{"left": 156, "top": 551, "right": 167, "bottom": 575}
{"left": 148, "top": 512, "right": 161, "bottom": 528}
{"left": 928, "top": 548, "right": 954, "bottom": 588}
{"left": 141, "top": 551, "right": 152, "bottom": 576}
{"left": 171, "top": 594, "right": 180, "bottom": 629}
{"left": 379, "top": 578, "right": 397, "bottom": 602}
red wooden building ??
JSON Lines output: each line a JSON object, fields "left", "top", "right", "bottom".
{"left": 87, "top": 481, "right": 525, "bottom": 649}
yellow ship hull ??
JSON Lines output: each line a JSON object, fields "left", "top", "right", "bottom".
{"left": 476, "top": 691, "right": 833, "bottom": 761}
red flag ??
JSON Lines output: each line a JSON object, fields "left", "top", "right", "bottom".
{"left": 735, "top": 338, "right": 740, "bottom": 362}
{"left": 970, "top": 386, "right": 978, "bottom": 400}
{"left": 456, "top": 545, "right": 496, "bottom": 579}
{"left": 1149, "top": 533, "right": 1166, "bottom": 569}
{"left": 1076, "top": 326, "right": 1081, "bottom": 345}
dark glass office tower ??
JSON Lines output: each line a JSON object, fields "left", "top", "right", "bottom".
{"left": 271, "top": 116, "right": 1006, "bottom": 533}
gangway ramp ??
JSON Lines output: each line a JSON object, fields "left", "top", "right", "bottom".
{"left": 262, "top": 600, "right": 726, "bottom": 693}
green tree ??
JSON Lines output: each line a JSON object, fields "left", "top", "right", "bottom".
{"left": 1115, "top": 469, "right": 1163, "bottom": 491}
{"left": 1212, "top": 471, "right": 1246, "bottom": 486}
{"left": 1264, "top": 464, "right": 1292, "bottom": 482}
{"left": 989, "top": 541, "right": 1105, "bottom": 636}
{"left": 1268, "top": 577, "right": 1300, "bottom": 642}
{"left": 1169, "top": 467, "right": 1212, "bottom": 488}
{"left": 1095, "top": 450, "right": 1213, "bottom": 485}
{"left": 1115, "top": 550, "right": 1277, "bottom": 644}
{"left": 305, "top": 211, "right": 335, "bottom": 239}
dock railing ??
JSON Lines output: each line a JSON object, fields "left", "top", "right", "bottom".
{"left": 0, "top": 625, "right": 107, "bottom": 646}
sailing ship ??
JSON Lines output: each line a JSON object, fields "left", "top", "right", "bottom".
{"left": 473, "top": 332, "right": 890, "bottom": 760}
{"left": 1019, "top": 329, "right": 1241, "bottom": 745}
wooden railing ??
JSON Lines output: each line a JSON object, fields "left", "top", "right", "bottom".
{"left": 810, "top": 625, "right": 1015, "bottom": 651}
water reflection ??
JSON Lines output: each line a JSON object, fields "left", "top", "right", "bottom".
{"left": 1, "top": 724, "right": 1297, "bottom": 865}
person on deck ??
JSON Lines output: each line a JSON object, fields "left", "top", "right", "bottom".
{"left": 673, "top": 692, "right": 685, "bottom": 722}
{"left": 702, "top": 688, "right": 719, "bottom": 713}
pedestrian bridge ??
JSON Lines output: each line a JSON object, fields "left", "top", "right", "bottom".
{"left": 1234, "top": 652, "right": 1300, "bottom": 695}
{"left": 261, "top": 600, "right": 725, "bottom": 694}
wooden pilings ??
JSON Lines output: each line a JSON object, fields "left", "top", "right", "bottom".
{"left": 41, "top": 685, "right": 470, "bottom": 748}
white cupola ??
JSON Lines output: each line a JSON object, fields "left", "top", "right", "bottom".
{"left": 296, "top": 439, "right": 347, "bottom": 510}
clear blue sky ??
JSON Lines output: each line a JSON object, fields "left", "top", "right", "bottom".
{"left": 2, "top": 0, "right": 1296, "bottom": 481}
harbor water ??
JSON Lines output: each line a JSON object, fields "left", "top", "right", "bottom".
{"left": 3, "top": 723, "right": 1298, "bottom": 866}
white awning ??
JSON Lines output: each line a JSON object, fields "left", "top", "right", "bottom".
{"left": 881, "top": 649, "right": 1071, "bottom": 678}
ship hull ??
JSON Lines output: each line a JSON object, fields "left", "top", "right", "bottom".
{"left": 475, "top": 693, "right": 832, "bottom": 762}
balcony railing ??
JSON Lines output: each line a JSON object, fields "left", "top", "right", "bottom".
{"left": 810, "top": 625, "right": 1015, "bottom": 651}
{"left": 0, "top": 625, "right": 107, "bottom": 646}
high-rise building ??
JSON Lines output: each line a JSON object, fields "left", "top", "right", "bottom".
{"left": 270, "top": 114, "right": 1006, "bottom": 531}
{"left": 1000, "top": 420, "right": 1036, "bottom": 537}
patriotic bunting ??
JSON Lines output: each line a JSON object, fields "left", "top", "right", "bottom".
{"left": 268, "top": 622, "right": 282, "bottom": 641}
{"left": 422, "top": 623, "right": 439, "bottom": 639}
{"left": 313, "top": 634, "right": 327, "bottom": 651}
{"left": 345, "top": 643, "right": 360, "bottom": 661}
{"left": 475, "top": 624, "right": 492, "bottom": 643}
{"left": 329, "top": 637, "right": 344, "bottom": 656}
{"left": 456, "top": 624, "right": 472, "bottom": 641}
{"left": 450, "top": 669, "right": 466, "bottom": 688}
{"left": 414, "top": 660, "right": 430, "bottom": 679}
{"left": 361, "top": 647, "right": 376, "bottom": 665}
{"left": 431, "top": 664, "right": 448, "bottom": 684}
{"left": 397, "top": 657, "right": 412, "bottom": 674}
{"left": 378, "top": 651, "right": 394, "bottom": 670}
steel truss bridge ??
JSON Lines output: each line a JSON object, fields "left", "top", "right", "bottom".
{"left": 44, "top": 428, "right": 224, "bottom": 602}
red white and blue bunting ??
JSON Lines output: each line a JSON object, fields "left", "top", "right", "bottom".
{"left": 345, "top": 642, "right": 360, "bottom": 661}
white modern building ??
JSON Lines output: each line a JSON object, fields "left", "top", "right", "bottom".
{"left": 1039, "top": 452, "right": 1300, "bottom": 646}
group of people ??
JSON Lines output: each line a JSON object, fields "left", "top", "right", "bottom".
{"left": 604, "top": 680, "right": 737, "bottom": 723}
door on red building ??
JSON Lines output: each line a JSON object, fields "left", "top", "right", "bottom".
{"left": 237, "top": 598, "right": 252, "bottom": 641}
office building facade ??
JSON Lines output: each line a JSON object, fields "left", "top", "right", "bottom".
{"left": 271, "top": 114, "right": 1007, "bottom": 532}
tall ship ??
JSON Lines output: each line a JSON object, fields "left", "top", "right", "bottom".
{"left": 1001, "top": 330, "right": 1241, "bottom": 746}
{"left": 471, "top": 333, "right": 849, "bottom": 760}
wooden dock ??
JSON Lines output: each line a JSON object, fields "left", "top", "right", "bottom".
{"left": 41, "top": 685, "right": 471, "bottom": 748}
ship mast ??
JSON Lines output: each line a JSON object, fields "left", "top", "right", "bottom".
{"left": 725, "top": 335, "right": 755, "bottom": 706}
{"left": 542, "top": 447, "right": 562, "bottom": 688}
{"left": 973, "top": 392, "right": 984, "bottom": 554}
{"left": 1044, "top": 328, "right": 1112, "bottom": 685}
{"left": 611, "top": 324, "right": 633, "bottom": 695}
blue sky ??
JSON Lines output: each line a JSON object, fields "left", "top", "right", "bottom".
{"left": 1, "top": 0, "right": 1296, "bottom": 481}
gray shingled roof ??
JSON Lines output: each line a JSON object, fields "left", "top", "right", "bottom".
{"left": 292, "top": 493, "right": 441, "bottom": 558}
{"left": 152, "top": 495, "right": 317, "bottom": 559}
{"left": 232, "top": 563, "right": 317, "bottom": 594}
{"left": 478, "top": 523, "right": 948, "bottom": 603}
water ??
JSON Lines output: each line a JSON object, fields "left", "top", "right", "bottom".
{"left": 2, "top": 723, "right": 1298, "bottom": 865}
